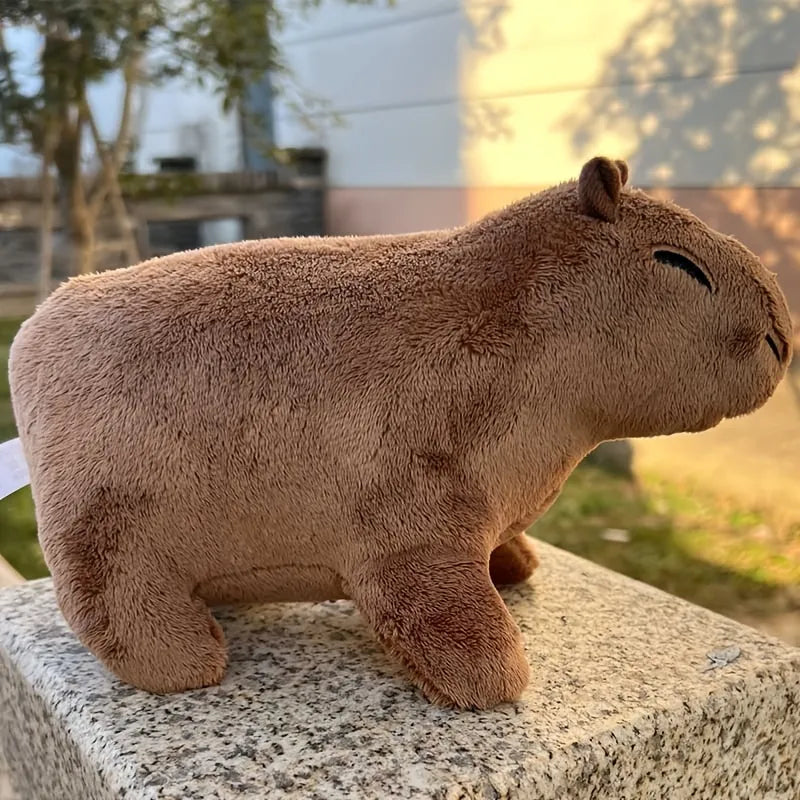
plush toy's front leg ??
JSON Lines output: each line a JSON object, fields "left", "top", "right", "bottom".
{"left": 489, "top": 533, "right": 539, "bottom": 586}
{"left": 349, "top": 549, "right": 529, "bottom": 709}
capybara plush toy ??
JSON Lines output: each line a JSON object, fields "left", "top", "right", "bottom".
{"left": 9, "top": 157, "right": 793, "bottom": 709}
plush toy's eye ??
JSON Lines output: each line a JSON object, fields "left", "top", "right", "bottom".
{"left": 654, "top": 250, "right": 713, "bottom": 292}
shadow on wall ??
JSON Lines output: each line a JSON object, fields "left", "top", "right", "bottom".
{"left": 323, "top": 1, "right": 518, "bottom": 235}
{"left": 459, "top": 2, "right": 515, "bottom": 146}
{"left": 560, "top": 0, "right": 800, "bottom": 318}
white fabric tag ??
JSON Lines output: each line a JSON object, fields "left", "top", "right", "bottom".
{"left": 0, "top": 438, "right": 30, "bottom": 500}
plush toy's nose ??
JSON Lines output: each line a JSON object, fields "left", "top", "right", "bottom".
{"left": 765, "top": 325, "right": 790, "bottom": 366}
{"left": 762, "top": 275, "right": 793, "bottom": 367}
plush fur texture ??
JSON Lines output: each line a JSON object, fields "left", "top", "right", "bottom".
{"left": 9, "top": 157, "right": 792, "bottom": 709}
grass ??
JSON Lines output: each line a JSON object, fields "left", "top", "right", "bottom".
{"left": 0, "top": 315, "right": 796, "bottom": 638}
{"left": 532, "top": 467, "right": 800, "bottom": 632}
{"left": 0, "top": 488, "right": 44, "bottom": 578}
{"left": 0, "top": 317, "right": 47, "bottom": 578}
{"left": 0, "top": 317, "right": 23, "bottom": 441}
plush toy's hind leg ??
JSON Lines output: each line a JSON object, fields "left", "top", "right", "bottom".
{"left": 52, "top": 566, "right": 228, "bottom": 693}
{"left": 349, "top": 549, "right": 529, "bottom": 709}
{"left": 489, "top": 533, "right": 539, "bottom": 586}
{"left": 42, "top": 498, "right": 228, "bottom": 695}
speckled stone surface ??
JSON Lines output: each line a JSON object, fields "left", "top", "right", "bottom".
{"left": 0, "top": 543, "right": 798, "bottom": 800}
{"left": 0, "top": 557, "right": 21, "bottom": 800}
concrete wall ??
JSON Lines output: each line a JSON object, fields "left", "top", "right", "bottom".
{"left": 273, "top": 0, "right": 800, "bottom": 315}
{"left": 0, "top": 166, "right": 325, "bottom": 304}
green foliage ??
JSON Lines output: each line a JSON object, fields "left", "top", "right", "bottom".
{"left": 0, "top": 0, "right": 395, "bottom": 149}
{"left": 118, "top": 171, "right": 205, "bottom": 201}
{"left": 160, "top": 0, "right": 275, "bottom": 112}
{"left": 0, "top": 1, "right": 156, "bottom": 142}
{"left": 0, "top": 0, "right": 392, "bottom": 274}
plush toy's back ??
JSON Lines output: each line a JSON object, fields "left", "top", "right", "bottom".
{"left": 8, "top": 157, "right": 793, "bottom": 708}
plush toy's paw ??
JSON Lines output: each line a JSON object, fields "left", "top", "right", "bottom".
{"left": 116, "top": 610, "right": 229, "bottom": 694}
{"left": 350, "top": 549, "right": 530, "bottom": 709}
{"left": 490, "top": 533, "right": 539, "bottom": 586}
{"left": 419, "top": 638, "right": 530, "bottom": 710}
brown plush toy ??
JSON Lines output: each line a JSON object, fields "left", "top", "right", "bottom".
{"left": 9, "top": 157, "right": 793, "bottom": 709}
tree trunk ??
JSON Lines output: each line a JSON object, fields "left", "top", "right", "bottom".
{"left": 54, "top": 109, "right": 87, "bottom": 277}
{"left": 84, "top": 47, "right": 143, "bottom": 267}
{"left": 57, "top": 173, "right": 96, "bottom": 276}
{"left": 37, "top": 124, "right": 57, "bottom": 303}
{"left": 109, "top": 174, "right": 141, "bottom": 265}
{"left": 75, "top": 222, "right": 95, "bottom": 275}
{"left": 67, "top": 173, "right": 96, "bottom": 275}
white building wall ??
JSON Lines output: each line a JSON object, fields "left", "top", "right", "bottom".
{"left": 134, "top": 79, "right": 244, "bottom": 244}
{"left": 273, "top": 0, "right": 465, "bottom": 187}
{"left": 274, "top": 0, "right": 800, "bottom": 189}
{"left": 133, "top": 83, "right": 243, "bottom": 175}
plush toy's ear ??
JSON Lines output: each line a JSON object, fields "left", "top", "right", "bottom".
{"left": 577, "top": 157, "right": 628, "bottom": 222}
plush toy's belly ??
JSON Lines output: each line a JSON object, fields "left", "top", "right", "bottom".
{"left": 195, "top": 564, "right": 348, "bottom": 606}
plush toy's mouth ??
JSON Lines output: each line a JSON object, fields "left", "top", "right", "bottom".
{"left": 765, "top": 332, "right": 782, "bottom": 363}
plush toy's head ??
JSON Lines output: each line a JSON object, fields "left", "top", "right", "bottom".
{"left": 524, "top": 157, "right": 793, "bottom": 439}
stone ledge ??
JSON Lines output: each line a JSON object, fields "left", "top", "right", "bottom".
{"left": 0, "top": 557, "right": 22, "bottom": 590}
{"left": 0, "top": 543, "right": 797, "bottom": 800}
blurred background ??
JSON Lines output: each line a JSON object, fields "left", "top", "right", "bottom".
{"left": 0, "top": 0, "right": 797, "bottom": 643}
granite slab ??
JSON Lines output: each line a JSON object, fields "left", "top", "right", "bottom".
{"left": 1, "top": 542, "right": 798, "bottom": 799}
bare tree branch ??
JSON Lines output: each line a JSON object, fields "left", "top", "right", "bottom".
{"left": 112, "top": 47, "right": 141, "bottom": 169}
{"left": 82, "top": 58, "right": 142, "bottom": 264}
{"left": 86, "top": 45, "right": 140, "bottom": 214}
